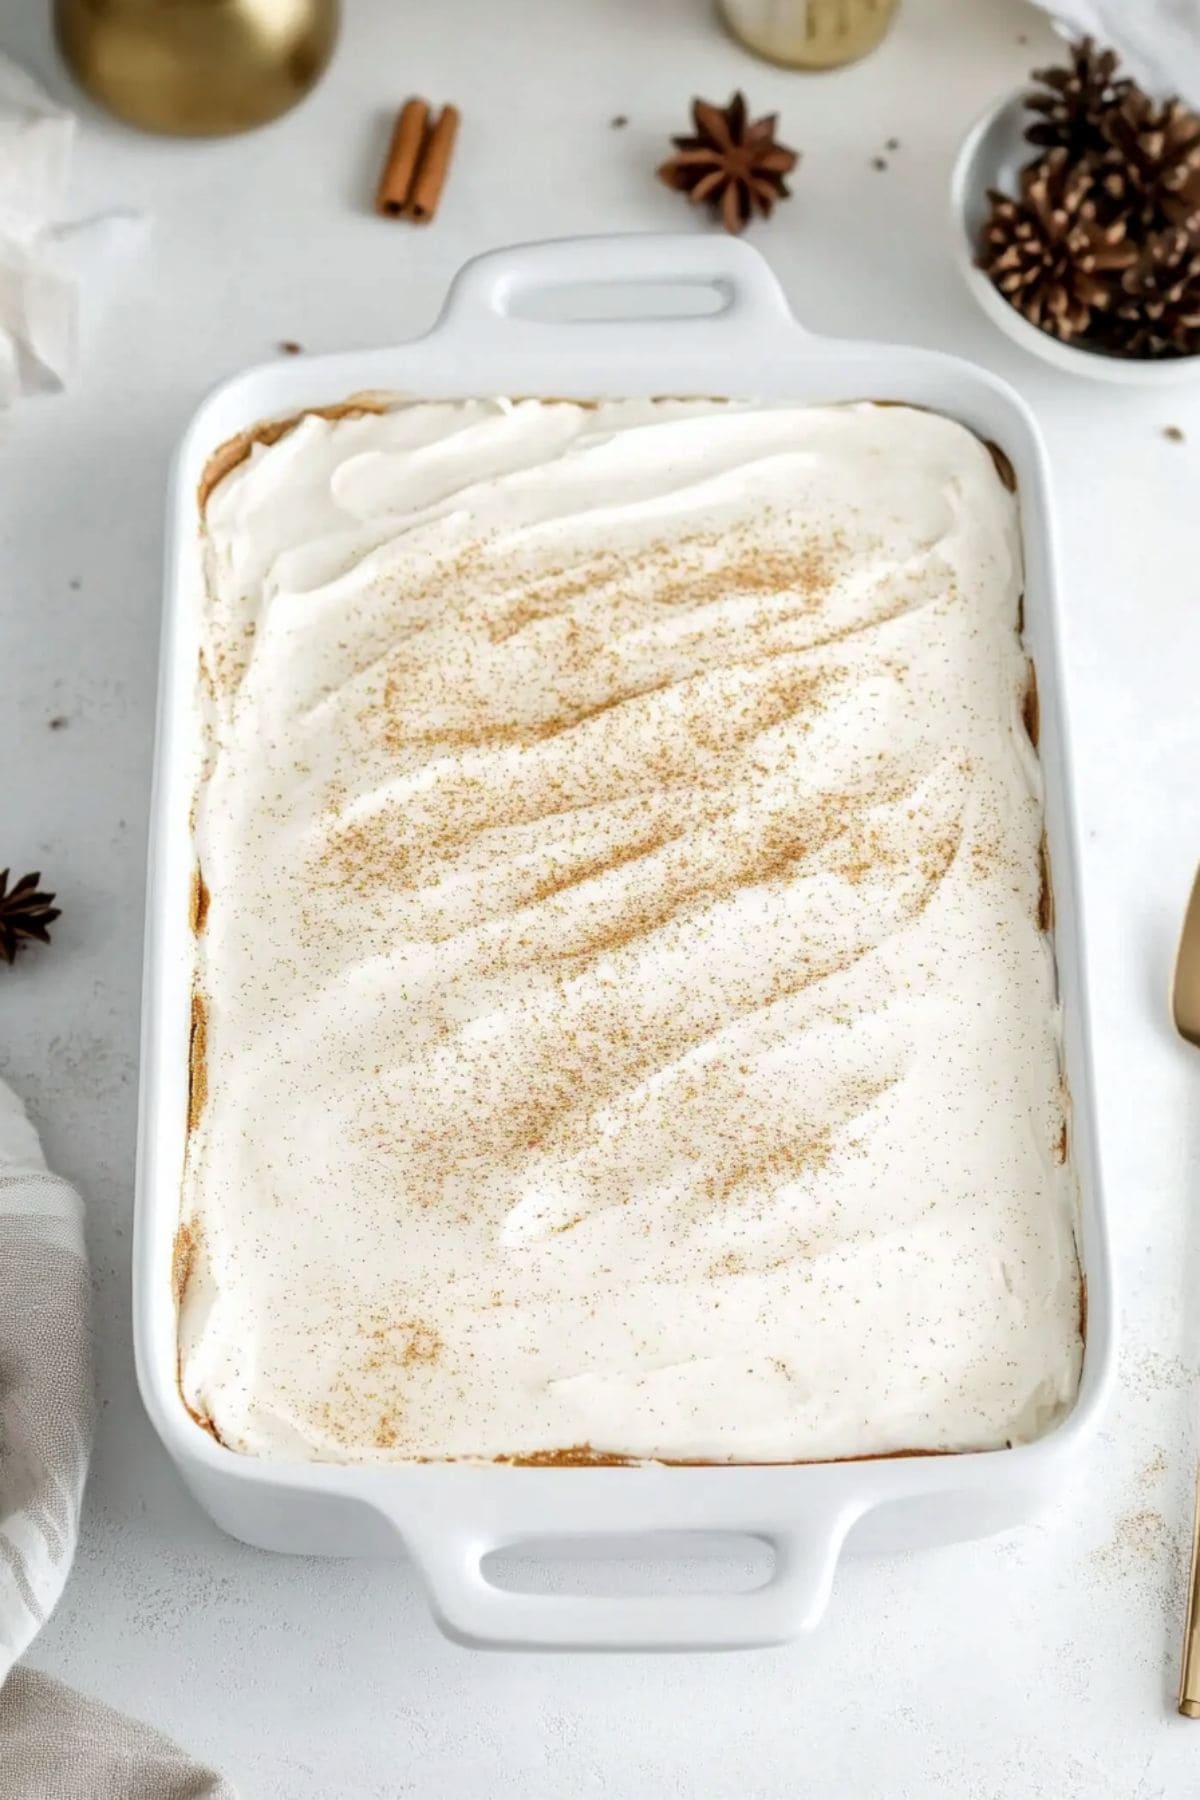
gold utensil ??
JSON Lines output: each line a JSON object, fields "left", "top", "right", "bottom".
{"left": 55, "top": 0, "right": 339, "bottom": 138}
{"left": 1173, "top": 866, "right": 1200, "bottom": 1716}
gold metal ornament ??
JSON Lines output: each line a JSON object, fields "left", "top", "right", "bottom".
{"left": 54, "top": 0, "right": 340, "bottom": 138}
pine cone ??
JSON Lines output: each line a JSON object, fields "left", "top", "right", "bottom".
{"left": 1025, "top": 37, "right": 1129, "bottom": 160}
{"left": 1161, "top": 159, "right": 1200, "bottom": 234}
{"left": 1108, "top": 226, "right": 1200, "bottom": 357}
{"left": 1095, "top": 90, "right": 1200, "bottom": 232}
{"left": 978, "top": 151, "right": 1136, "bottom": 341}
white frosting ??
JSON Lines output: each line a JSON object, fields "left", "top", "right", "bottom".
{"left": 180, "top": 398, "right": 1082, "bottom": 1464}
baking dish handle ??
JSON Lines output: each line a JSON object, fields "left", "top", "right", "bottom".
{"left": 402, "top": 1501, "right": 862, "bottom": 1651}
{"left": 435, "top": 233, "right": 798, "bottom": 350}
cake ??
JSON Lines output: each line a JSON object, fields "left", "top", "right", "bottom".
{"left": 178, "top": 397, "right": 1082, "bottom": 1463}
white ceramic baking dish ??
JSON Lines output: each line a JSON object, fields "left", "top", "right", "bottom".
{"left": 135, "top": 233, "right": 1114, "bottom": 1650}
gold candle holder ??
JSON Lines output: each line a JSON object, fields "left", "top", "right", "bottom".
{"left": 720, "top": 0, "right": 898, "bottom": 70}
{"left": 55, "top": 0, "right": 340, "bottom": 138}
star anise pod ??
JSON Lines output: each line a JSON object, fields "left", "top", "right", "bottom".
{"left": 0, "top": 870, "right": 61, "bottom": 965}
{"left": 1094, "top": 89, "right": 1200, "bottom": 232}
{"left": 1025, "top": 37, "right": 1130, "bottom": 161}
{"left": 658, "top": 92, "right": 798, "bottom": 235}
{"left": 978, "top": 151, "right": 1135, "bottom": 341}
{"left": 1107, "top": 226, "right": 1200, "bottom": 357}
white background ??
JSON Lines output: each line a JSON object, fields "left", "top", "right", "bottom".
{"left": 2, "top": 1, "right": 1200, "bottom": 1795}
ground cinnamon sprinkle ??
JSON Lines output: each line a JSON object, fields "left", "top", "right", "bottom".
{"left": 197, "top": 651, "right": 217, "bottom": 706}
{"left": 187, "top": 991, "right": 208, "bottom": 1135}
{"left": 703, "top": 1126, "right": 836, "bottom": 1205}
{"left": 185, "top": 397, "right": 1079, "bottom": 1467}
{"left": 397, "top": 1322, "right": 443, "bottom": 1366}
{"left": 1022, "top": 660, "right": 1040, "bottom": 747}
{"left": 189, "top": 868, "right": 210, "bottom": 936}
{"left": 522, "top": 821, "right": 684, "bottom": 908}
{"left": 374, "top": 1416, "right": 400, "bottom": 1449}
{"left": 172, "top": 1220, "right": 199, "bottom": 1307}
{"left": 493, "top": 1444, "right": 962, "bottom": 1467}
{"left": 1038, "top": 835, "right": 1054, "bottom": 932}
{"left": 500, "top": 1444, "right": 636, "bottom": 1467}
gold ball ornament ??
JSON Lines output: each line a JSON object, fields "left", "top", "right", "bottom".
{"left": 55, "top": 0, "right": 340, "bottom": 138}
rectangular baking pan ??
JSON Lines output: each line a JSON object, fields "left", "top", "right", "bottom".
{"left": 135, "top": 233, "right": 1114, "bottom": 1649}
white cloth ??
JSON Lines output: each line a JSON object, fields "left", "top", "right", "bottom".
{"left": 0, "top": 1074, "right": 234, "bottom": 1797}
{"left": 0, "top": 56, "right": 76, "bottom": 405}
{"left": 0, "top": 1077, "right": 90, "bottom": 1678}
{"left": 0, "top": 54, "right": 144, "bottom": 408}
{"left": 1035, "top": 2, "right": 1200, "bottom": 106}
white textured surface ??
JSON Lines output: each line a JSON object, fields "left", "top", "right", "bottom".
{"left": 1, "top": 0, "right": 1199, "bottom": 1792}
{"left": 188, "top": 397, "right": 1080, "bottom": 1465}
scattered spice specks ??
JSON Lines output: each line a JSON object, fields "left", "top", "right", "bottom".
{"left": 279, "top": 340, "right": 303, "bottom": 356}
{"left": 48, "top": 716, "right": 68, "bottom": 731}
{"left": 1093, "top": 1507, "right": 1178, "bottom": 1574}
{"left": 610, "top": 114, "right": 628, "bottom": 129}
{"left": 1164, "top": 424, "right": 1186, "bottom": 442}
{"left": 871, "top": 156, "right": 888, "bottom": 171}
{"left": 885, "top": 137, "right": 899, "bottom": 152}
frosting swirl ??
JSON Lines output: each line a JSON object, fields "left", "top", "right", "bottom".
{"left": 180, "top": 398, "right": 1081, "bottom": 1463}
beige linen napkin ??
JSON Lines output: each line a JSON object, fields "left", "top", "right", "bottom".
{"left": 0, "top": 1669, "right": 234, "bottom": 1800}
{"left": 0, "top": 1075, "right": 234, "bottom": 1798}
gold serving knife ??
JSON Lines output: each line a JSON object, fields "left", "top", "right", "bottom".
{"left": 1173, "top": 867, "right": 1200, "bottom": 1717}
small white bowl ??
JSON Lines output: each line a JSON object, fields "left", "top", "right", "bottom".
{"left": 950, "top": 91, "right": 1200, "bottom": 385}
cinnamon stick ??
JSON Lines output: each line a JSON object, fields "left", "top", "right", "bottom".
{"left": 375, "top": 98, "right": 430, "bottom": 218}
{"left": 406, "top": 104, "right": 460, "bottom": 224}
